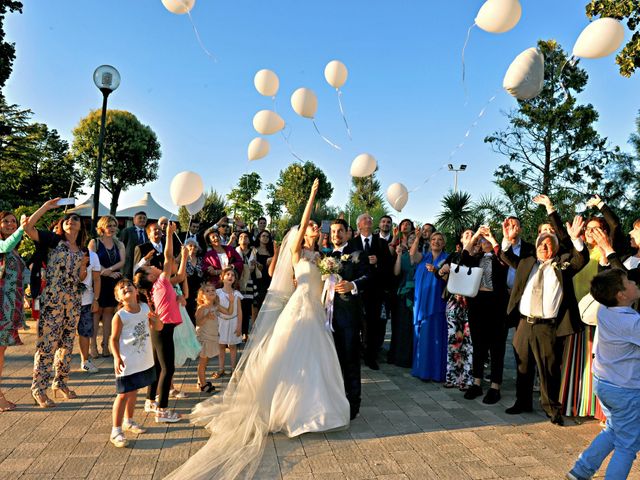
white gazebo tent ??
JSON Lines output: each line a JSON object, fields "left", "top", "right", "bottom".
{"left": 116, "top": 192, "right": 176, "bottom": 222}
{"left": 67, "top": 195, "right": 110, "bottom": 217}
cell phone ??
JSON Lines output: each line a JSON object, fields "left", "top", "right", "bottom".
{"left": 56, "top": 198, "right": 75, "bottom": 206}
{"left": 320, "top": 220, "right": 331, "bottom": 234}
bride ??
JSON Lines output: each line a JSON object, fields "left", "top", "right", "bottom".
{"left": 166, "top": 178, "right": 350, "bottom": 480}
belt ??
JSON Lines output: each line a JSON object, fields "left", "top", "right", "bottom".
{"left": 521, "top": 315, "right": 555, "bottom": 325}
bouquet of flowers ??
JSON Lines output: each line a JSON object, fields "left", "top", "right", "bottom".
{"left": 317, "top": 256, "right": 342, "bottom": 281}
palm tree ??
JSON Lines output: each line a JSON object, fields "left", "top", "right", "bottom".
{"left": 436, "top": 190, "right": 476, "bottom": 243}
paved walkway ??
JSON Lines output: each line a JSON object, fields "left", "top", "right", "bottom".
{"left": 0, "top": 320, "right": 637, "bottom": 479}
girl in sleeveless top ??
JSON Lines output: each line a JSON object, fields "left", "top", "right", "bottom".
{"left": 109, "top": 279, "right": 163, "bottom": 448}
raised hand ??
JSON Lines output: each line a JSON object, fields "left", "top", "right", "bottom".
{"left": 167, "top": 221, "right": 177, "bottom": 235}
{"left": 586, "top": 194, "right": 603, "bottom": 209}
{"left": 591, "top": 227, "right": 613, "bottom": 252}
{"left": 311, "top": 178, "right": 320, "bottom": 195}
{"left": 566, "top": 215, "right": 585, "bottom": 240}
{"left": 533, "top": 194, "right": 553, "bottom": 210}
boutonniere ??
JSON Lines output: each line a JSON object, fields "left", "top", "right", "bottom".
{"left": 551, "top": 261, "right": 570, "bottom": 271}
{"left": 340, "top": 254, "right": 351, "bottom": 262}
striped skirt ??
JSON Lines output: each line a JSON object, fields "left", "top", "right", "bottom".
{"left": 559, "top": 325, "right": 604, "bottom": 419}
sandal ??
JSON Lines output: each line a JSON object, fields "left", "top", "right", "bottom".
{"left": 0, "top": 392, "right": 16, "bottom": 412}
{"left": 211, "top": 370, "right": 225, "bottom": 380}
{"left": 52, "top": 386, "right": 78, "bottom": 400}
{"left": 32, "top": 391, "right": 56, "bottom": 408}
{"left": 443, "top": 383, "right": 456, "bottom": 389}
{"left": 197, "top": 381, "right": 216, "bottom": 393}
{"left": 169, "top": 389, "right": 189, "bottom": 399}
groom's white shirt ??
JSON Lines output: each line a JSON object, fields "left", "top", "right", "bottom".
{"left": 332, "top": 244, "right": 358, "bottom": 295}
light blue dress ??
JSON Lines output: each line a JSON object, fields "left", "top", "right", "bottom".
{"left": 412, "top": 251, "right": 448, "bottom": 381}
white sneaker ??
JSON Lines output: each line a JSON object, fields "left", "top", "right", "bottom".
{"left": 169, "top": 389, "right": 188, "bottom": 399}
{"left": 110, "top": 432, "right": 128, "bottom": 448}
{"left": 123, "top": 420, "right": 146, "bottom": 434}
{"left": 81, "top": 359, "right": 99, "bottom": 374}
{"left": 144, "top": 400, "right": 158, "bottom": 413}
{"left": 155, "top": 409, "right": 181, "bottom": 423}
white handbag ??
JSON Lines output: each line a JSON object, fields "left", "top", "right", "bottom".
{"left": 578, "top": 293, "right": 600, "bottom": 326}
{"left": 446, "top": 263, "right": 483, "bottom": 298}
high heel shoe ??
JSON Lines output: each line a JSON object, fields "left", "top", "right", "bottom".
{"left": 32, "top": 391, "right": 56, "bottom": 408}
{"left": 52, "top": 386, "right": 78, "bottom": 400}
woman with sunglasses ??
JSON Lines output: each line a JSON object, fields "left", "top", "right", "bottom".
{"left": 24, "top": 198, "right": 88, "bottom": 408}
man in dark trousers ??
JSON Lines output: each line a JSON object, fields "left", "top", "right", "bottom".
{"left": 498, "top": 216, "right": 588, "bottom": 425}
{"left": 350, "top": 213, "right": 392, "bottom": 370}
{"left": 329, "top": 219, "right": 369, "bottom": 420}
{"left": 118, "top": 210, "right": 147, "bottom": 279}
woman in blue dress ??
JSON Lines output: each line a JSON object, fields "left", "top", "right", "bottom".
{"left": 410, "top": 231, "right": 448, "bottom": 381}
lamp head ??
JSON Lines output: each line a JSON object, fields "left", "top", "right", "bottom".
{"left": 93, "top": 65, "right": 121, "bottom": 93}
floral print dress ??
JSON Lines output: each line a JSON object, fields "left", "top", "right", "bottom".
{"left": 445, "top": 295, "right": 473, "bottom": 388}
{"left": 0, "top": 227, "right": 26, "bottom": 346}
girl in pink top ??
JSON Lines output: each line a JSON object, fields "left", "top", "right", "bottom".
{"left": 134, "top": 222, "right": 182, "bottom": 423}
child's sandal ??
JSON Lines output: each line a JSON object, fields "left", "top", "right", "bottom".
{"left": 211, "top": 370, "right": 225, "bottom": 380}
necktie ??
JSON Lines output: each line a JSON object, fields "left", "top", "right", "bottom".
{"left": 530, "top": 262, "right": 545, "bottom": 317}
{"left": 364, "top": 237, "right": 371, "bottom": 254}
{"left": 137, "top": 229, "right": 144, "bottom": 244}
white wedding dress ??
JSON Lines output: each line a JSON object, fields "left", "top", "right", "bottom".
{"left": 166, "top": 232, "right": 349, "bottom": 480}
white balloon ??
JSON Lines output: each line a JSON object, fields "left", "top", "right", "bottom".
{"left": 475, "top": 0, "right": 522, "bottom": 34}
{"left": 350, "top": 153, "right": 377, "bottom": 177}
{"left": 573, "top": 18, "right": 625, "bottom": 59}
{"left": 386, "top": 183, "right": 409, "bottom": 212}
{"left": 254, "top": 69, "right": 279, "bottom": 97}
{"left": 503, "top": 47, "right": 545, "bottom": 100}
{"left": 324, "top": 60, "right": 348, "bottom": 89}
{"left": 185, "top": 193, "right": 205, "bottom": 216}
{"left": 248, "top": 137, "right": 270, "bottom": 161}
{"left": 170, "top": 171, "right": 204, "bottom": 206}
{"left": 252, "top": 110, "right": 285, "bottom": 135}
{"left": 290, "top": 87, "right": 318, "bottom": 119}
{"left": 161, "top": 0, "right": 195, "bottom": 15}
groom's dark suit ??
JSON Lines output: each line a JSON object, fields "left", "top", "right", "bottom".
{"left": 328, "top": 243, "right": 369, "bottom": 419}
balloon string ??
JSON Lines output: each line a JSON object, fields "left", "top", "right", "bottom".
{"left": 409, "top": 90, "right": 498, "bottom": 193}
{"left": 279, "top": 128, "right": 305, "bottom": 162}
{"left": 186, "top": 10, "right": 217, "bottom": 62}
{"left": 336, "top": 89, "right": 352, "bottom": 140}
{"left": 461, "top": 23, "right": 476, "bottom": 98}
{"left": 312, "top": 120, "right": 342, "bottom": 150}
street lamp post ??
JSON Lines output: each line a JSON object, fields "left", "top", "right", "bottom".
{"left": 447, "top": 163, "right": 467, "bottom": 193}
{"left": 91, "top": 65, "right": 121, "bottom": 232}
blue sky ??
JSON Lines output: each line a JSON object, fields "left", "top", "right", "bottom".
{"left": 5, "top": 0, "right": 639, "bottom": 223}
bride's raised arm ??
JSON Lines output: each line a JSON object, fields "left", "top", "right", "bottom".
{"left": 291, "top": 178, "right": 320, "bottom": 264}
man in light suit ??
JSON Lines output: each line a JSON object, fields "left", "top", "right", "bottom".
{"left": 118, "top": 211, "right": 147, "bottom": 279}
{"left": 496, "top": 216, "right": 588, "bottom": 425}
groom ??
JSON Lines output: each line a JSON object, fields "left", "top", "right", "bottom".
{"left": 328, "top": 219, "right": 369, "bottom": 420}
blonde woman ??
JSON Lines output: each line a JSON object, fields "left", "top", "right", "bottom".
{"left": 88, "top": 215, "right": 126, "bottom": 357}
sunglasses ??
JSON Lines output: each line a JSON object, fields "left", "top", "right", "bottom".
{"left": 64, "top": 215, "right": 81, "bottom": 222}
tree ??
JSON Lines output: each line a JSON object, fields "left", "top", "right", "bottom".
{"left": 71, "top": 109, "right": 161, "bottom": 215}
{"left": 601, "top": 109, "right": 640, "bottom": 230}
{"left": 197, "top": 189, "right": 227, "bottom": 227}
{"left": 0, "top": 100, "right": 83, "bottom": 209}
{"left": 267, "top": 161, "right": 333, "bottom": 221}
{"left": 344, "top": 170, "right": 388, "bottom": 228}
{"left": 0, "top": 0, "right": 22, "bottom": 96}
{"left": 436, "top": 191, "right": 478, "bottom": 249}
{"left": 227, "top": 172, "right": 264, "bottom": 224}
{"left": 585, "top": 1, "right": 640, "bottom": 77}
{"left": 485, "top": 39, "right": 620, "bottom": 234}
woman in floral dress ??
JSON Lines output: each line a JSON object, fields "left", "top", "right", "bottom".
{"left": 0, "top": 211, "right": 27, "bottom": 411}
{"left": 24, "top": 199, "right": 87, "bottom": 408}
